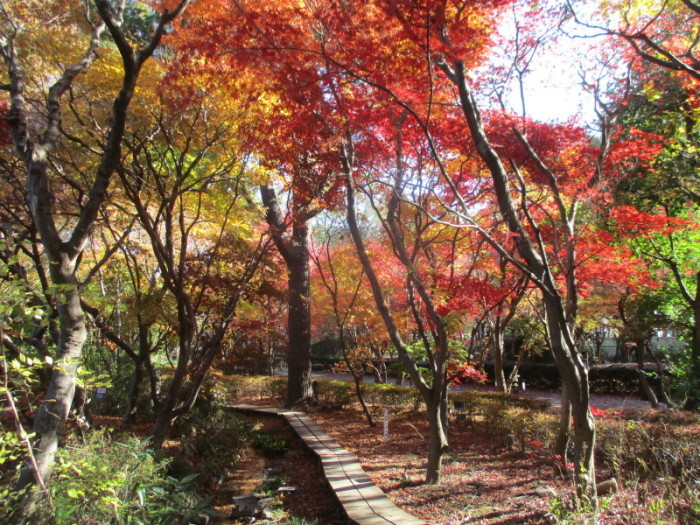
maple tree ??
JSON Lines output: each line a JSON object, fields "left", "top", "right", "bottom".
{"left": 166, "top": 0, "right": 355, "bottom": 406}
{"left": 612, "top": 110, "right": 700, "bottom": 407}
{"left": 164, "top": 0, "right": 664, "bottom": 491}
{"left": 310, "top": 216, "right": 376, "bottom": 425}
{"left": 116, "top": 77, "right": 273, "bottom": 445}
{"left": 310, "top": 231, "right": 393, "bottom": 387}
{"left": 578, "top": 0, "right": 700, "bottom": 407}
{"left": 569, "top": 0, "right": 700, "bottom": 82}
{"left": 0, "top": 0, "right": 191, "bottom": 503}
{"left": 264, "top": 0, "right": 670, "bottom": 497}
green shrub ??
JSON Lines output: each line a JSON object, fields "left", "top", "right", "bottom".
{"left": 252, "top": 433, "right": 290, "bottom": 457}
{"left": 174, "top": 406, "right": 252, "bottom": 478}
{"left": 49, "top": 429, "right": 199, "bottom": 525}
{"left": 450, "top": 390, "right": 551, "bottom": 412}
{"left": 228, "top": 375, "right": 287, "bottom": 400}
{"left": 363, "top": 383, "right": 419, "bottom": 410}
{"left": 0, "top": 431, "right": 28, "bottom": 517}
{"left": 313, "top": 380, "right": 354, "bottom": 405}
{"left": 480, "top": 402, "right": 558, "bottom": 452}
{"left": 266, "top": 377, "right": 288, "bottom": 399}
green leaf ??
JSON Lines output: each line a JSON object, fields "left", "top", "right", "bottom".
{"left": 66, "top": 488, "right": 82, "bottom": 499}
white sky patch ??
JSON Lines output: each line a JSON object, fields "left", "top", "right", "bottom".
{"left": 494, "top": 2, "right": 609, "bottom": 127}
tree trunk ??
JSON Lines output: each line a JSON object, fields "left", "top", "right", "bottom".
{"left": 123, "top": 356, "right": 145, "bottom": 426}
{"left": 16, "top": 260, "right": 86, "bottom": 498}
{"left": 146, "top": 353, "right": 161, "bottom": 413}
{"left": 342, "top": 143, "right": 450, "bottom": 484}
{"left": 151, "top": 307, "right": 194, "bottom": 448}
{"left": 123, "top": 323, "right": 151, "bottom": 426}
{"left": 351, "top": 372, "right": 374, "bottom": 427}
{"left": 260, "top": 185, "right": 314, "bottom": 407}
{"left": 285, "top": 250, "right": 313, "bottom": 407}
{"left": 440, "top": 59, "right": 598, "bottom": 499}
{"left": 425, "top": 393, "right": 449, "bottom": 484}
{"left": 5, "top": 3, "right": 190, "bottom": 506}
{"left": 685, "top": 285, "right": 700, "bottom": 410}
{"left": 545, "top": 301, "right": 596, "bottom": 501}
{"left": 492, "top": 320, "right": 507, "bottom": 392}
{"left": 635, "top": 340, "right": 659, "bottom": 409}
{"left": 555, "top": 383, "right": 572, "bottom": 461}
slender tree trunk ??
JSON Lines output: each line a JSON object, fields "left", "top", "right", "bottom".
{"left": 342, "top": 143, "right": 449, "bottom": 484}
{"left": 146, "top": 353, "right": 161, "bottom": 413}
{"left": 651, "top": 351, "right": 674, "bottom": 408}
{"left": 439, "top": 59, "right": 598, "bottom": 499}
{"left": 425, "top": 392, "right": 449, "bottom": 484}
{"left": 16, "top": 260, "right": 85, "bottom": 496}
{"left": 123, "top": 323, "right": 151, "bottom": 426}
{"left": 123, "top": 356, "right": 145, "bottom": 426}
{"left": 686, "top": 283, "right": 700, "bottom": 410}
{"left": 545, "top": 301, "right": 596, "bottom": 500}
{"left": 351, "top": 371, "right": 374, "bottom": 427}
{"left": 492, "top": 319, "right": 507, "bottom": 392}
{"left": 151, "top": 308, "right": 193, "bottom": 447}
{"left": 636, "top": 339, "right": 659, "bottom": 409}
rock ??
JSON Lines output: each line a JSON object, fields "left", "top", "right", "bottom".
{"left": 231, "top": 494, "right": 259, "bottom": 518}
{"left": 260, "top": 508, "right": 276, "bottom": 520}
{"left": 180, "top": 512, "right": 210, "bottom": 525}
{"left": 257, "top": 497, "right": 275, "bottom": 509}
{"left": 597, "top": 478, "right": 618, "bottom": 496}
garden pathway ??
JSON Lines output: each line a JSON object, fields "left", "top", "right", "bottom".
{"left": 229, "top": 404, "right": 426, "bottom": 525}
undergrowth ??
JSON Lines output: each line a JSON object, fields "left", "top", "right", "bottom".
{"left": 228, "top": 374, "right": 700, "bottom": 524}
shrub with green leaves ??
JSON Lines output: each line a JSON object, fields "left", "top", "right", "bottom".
{"left": 363, "top": 383, "right": 419, "bottom": 410}
{"left": 252, "top": 432, "right": 290, "bottom": 457}
{"left": 172, "top": 405, "right": 253, "bottom": 485}
{"left": 0, "top": 431, "right": 29, "bottom": 517}
{"left": 313, "top": 380, "right": 354, "bottom": 405}
{"left": 48, "top": 430, "right": 198, "bottom": 525}
{"left": 451, "top": 390, "right": 551, "bottom": 411}
{"left": 228, "top": 375, "right": 287, "bottom": 400}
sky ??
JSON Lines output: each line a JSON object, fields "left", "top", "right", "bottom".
{"left": 497, "top": 2, "right": 608, "bottom": 128}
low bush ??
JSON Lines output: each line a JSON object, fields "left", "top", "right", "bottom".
{"left": 174, "top": 406, "right": 252, "bottom": 480}
{"left": 312, "top": 380, "right": 354, "bottom": 406}
{"left": 596, "top": 413, "right": 700, "bottom": 522}
{"left": 450, "top": 390, "right": 551, "bottom": 412}
{"left": 362, "top": 383, "right": 420, "bottom": 411}
{"left": 480, "top": 402, "right": 558, "bottom": 452}
{"left": 252, "top": 432, "right": 290, "bottom": 457}
{"left": 228, "top": 375, "right": 287, "bottom": 400}
{"left": 48, "top": 429, "right": 200, "bottom": 525}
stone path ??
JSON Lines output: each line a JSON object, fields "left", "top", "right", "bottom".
{"left": 230, "top": 404, "right": 426, "bottom": 525}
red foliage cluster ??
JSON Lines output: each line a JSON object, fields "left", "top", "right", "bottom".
{"left": 446, "top": 361, "right": 488, "bottom": 384}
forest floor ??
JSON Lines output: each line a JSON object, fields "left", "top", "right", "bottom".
{"left": 231, "top": 387, "right": 684, "bottom": 524}
{"left": 88, "top": 378, "right": 689, "bottom": 524}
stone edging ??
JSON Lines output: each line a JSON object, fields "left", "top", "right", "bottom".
{"left": 229, "top": 404, "right": 426, "bottom": 525}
